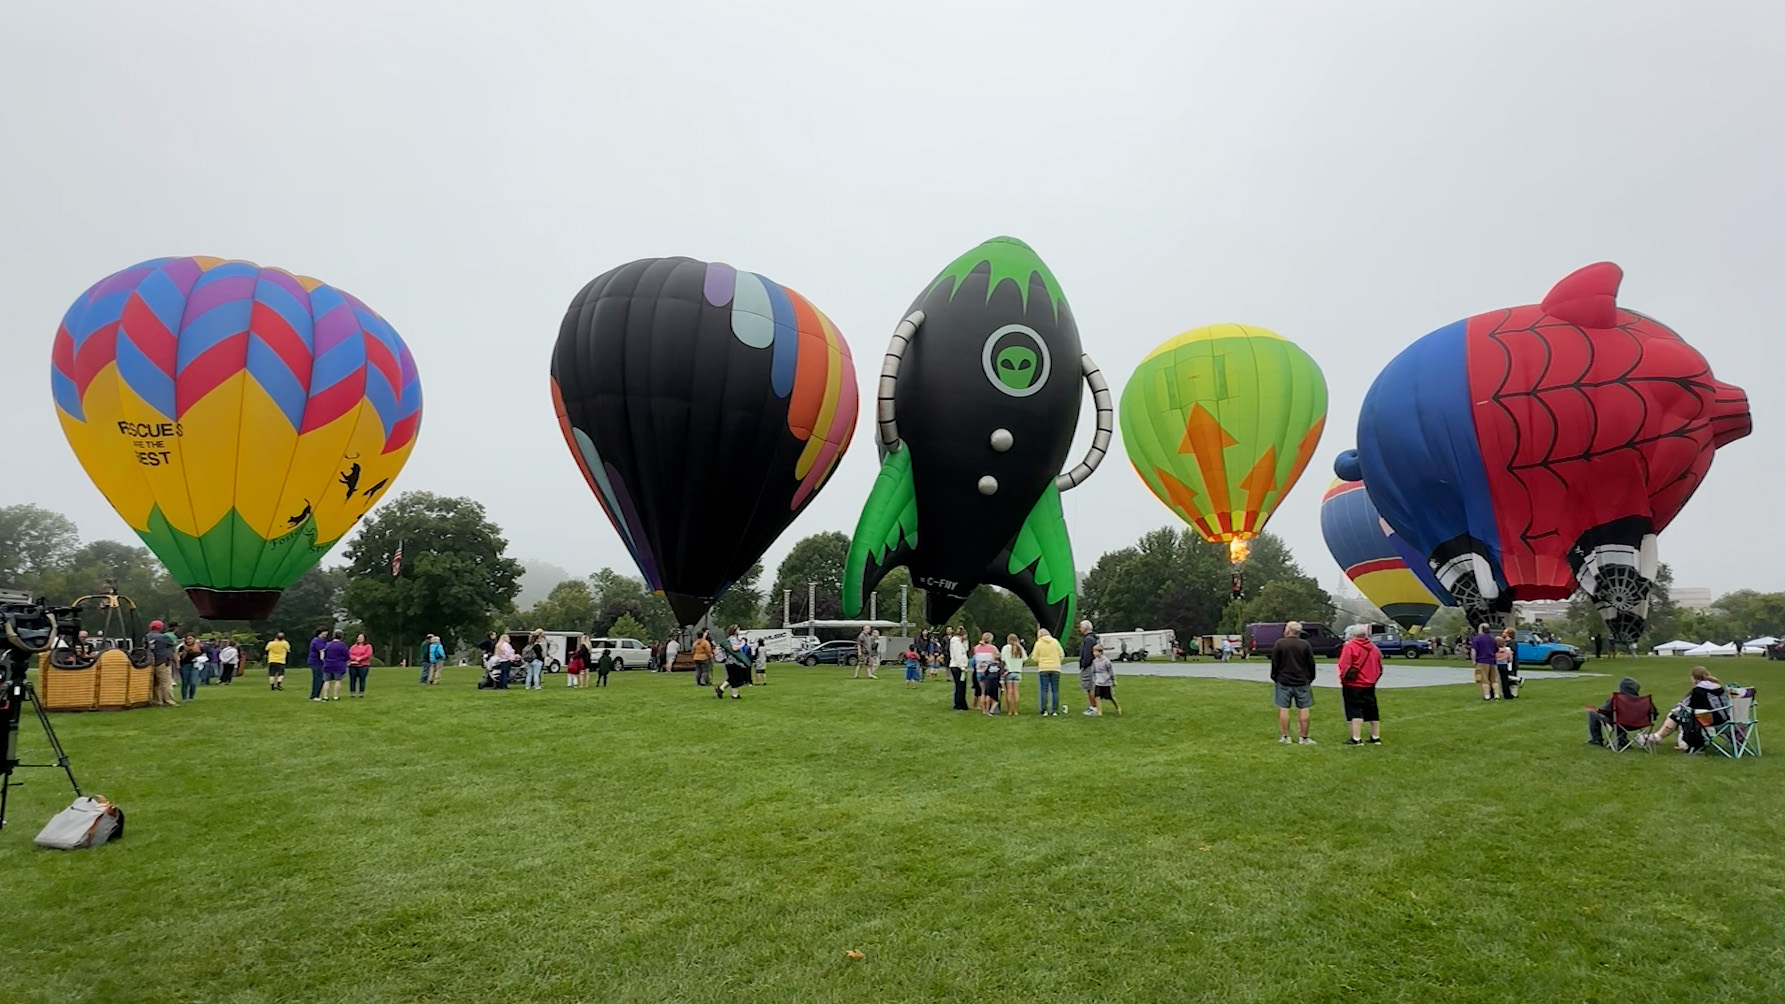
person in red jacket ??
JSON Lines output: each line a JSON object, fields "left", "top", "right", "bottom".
{"left": 1336, "top": 625, "right": 1384, "bottom": 745}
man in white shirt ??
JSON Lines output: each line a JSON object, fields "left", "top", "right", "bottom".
{"left": 948, "top": 627, "right": 970, "bottom": 711}
{"left": 663, "top": 637, "right": 680, "bottom": 673}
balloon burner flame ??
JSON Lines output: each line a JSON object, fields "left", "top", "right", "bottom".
{"left": 1228, "top": 538, "right": 1251, "bottom": 563}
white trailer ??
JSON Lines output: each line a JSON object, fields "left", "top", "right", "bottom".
{"left": 741, "top": 629, "right": 815, "bottom": 660}
{"left": 1097, "top": 629, "right": 1178, "bottom": 662}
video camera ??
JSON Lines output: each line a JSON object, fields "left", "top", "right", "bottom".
{"left": 0, "top": 587, "right": 84, "bottom": 678}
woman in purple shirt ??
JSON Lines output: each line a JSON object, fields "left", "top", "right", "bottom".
{"left": 321, "top": 631, "right": 350, "bottom": 701}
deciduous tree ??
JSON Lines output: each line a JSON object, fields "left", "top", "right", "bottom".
{"left": 340, "top": 492, "right": 523, "bottom": 659}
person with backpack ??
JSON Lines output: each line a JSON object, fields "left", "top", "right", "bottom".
{"left": 523, "top": 629, "right": 547, "bottom": 690}
{"left": 1336, "top": 625, "right": 1384, "bottom": 745}
{"left": 715, "top": 626, "right": 751, "bottom": 699}
{"left": 422, "top": 634, "right": 446, "bottom": 685}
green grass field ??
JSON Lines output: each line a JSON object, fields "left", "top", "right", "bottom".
{"left": 5, "top": 657, "right": 1781, "bottom": 1003}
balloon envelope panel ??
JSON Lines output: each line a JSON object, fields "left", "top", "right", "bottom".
{"left": 1319, "top": 479, "right": 1442, "bottom": 630}
{"left": 51, "top": 257, "right": 422, "bottom": 619}
{"left": 1121, "top": 324, "right": 1327, "bottom": 544}
{"left": 551, "top": 257, "right": 857, "bottom": 626}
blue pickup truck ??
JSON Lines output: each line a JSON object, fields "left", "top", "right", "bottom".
{"left": 1368, "top": 627, "right": 1431, "bottom": 659}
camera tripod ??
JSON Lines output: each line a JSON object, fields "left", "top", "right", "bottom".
{"left": 2, "top": 660, "right": 83, "bottom": 832}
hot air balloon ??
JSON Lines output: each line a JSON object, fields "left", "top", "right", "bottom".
{"left": 841, "top": 237, "right": 1113, "bottom": 636}
{"left": 1319, "top": 479, "right": 1449, "bottom": 630}
{"left": 1336, "top": 262, "right": 1750, "bottom": 642}
{"left": 51, "top": 257, "right": 423, "bottom": 620}
{"left": 1120, "top": 324, "right": 1327, "bottom": 579}
{"left": 551, "top": 257, "right": 857, "bottom": 626}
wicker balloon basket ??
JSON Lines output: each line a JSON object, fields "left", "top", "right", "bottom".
{"left": 38, "top": 648, "right": 152, "bottom": 711}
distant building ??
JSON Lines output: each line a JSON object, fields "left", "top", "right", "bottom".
{"left": 1515, "top": 599, "right": 1573, "bottom": 623}
{"left": 1671, "top": 587, "right": 1715, "bottom": 611}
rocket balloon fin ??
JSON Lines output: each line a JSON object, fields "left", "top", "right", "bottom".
{"left": 843, "top": 445, "right": 919, "bottom": 617}
{"left": 981, "top": 483, "right": 1077, "bottom": 637}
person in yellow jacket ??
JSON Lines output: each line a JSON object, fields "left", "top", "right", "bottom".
{"left": 1031, "top": 628, "right": 1066, "bottom": 716}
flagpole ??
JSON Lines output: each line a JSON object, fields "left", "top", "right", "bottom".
{"left": 393, "top": 539, "right": 405, "bottom": 669}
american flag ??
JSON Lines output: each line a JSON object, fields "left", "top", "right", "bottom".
{"left": 391, "top": 541, "right": 404, "bottom": 578}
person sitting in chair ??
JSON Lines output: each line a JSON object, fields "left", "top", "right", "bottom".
{"left": 1642, "top": 667, "right": 1728, "bottom": 751}
{"left": 1586, "top": 677, "right": 1655, "bottom": 747}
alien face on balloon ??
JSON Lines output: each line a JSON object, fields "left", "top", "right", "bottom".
{"left": 982, "top": 324, "right": 1051, "bottom": 397}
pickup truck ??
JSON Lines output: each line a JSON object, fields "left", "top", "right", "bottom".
{"left": 1369, "top": 629, "right": 1430, "bottom": 659}
{"left": 1512, "top": 630, "right": 1582, "bottom": 671}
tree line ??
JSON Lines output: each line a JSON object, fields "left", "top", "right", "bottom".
{"left": 19, "top": 494, "right": 1767, "bottom": 663}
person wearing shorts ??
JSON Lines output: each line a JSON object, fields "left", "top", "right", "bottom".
{"left": 264, "top": 632, "right": 290, "bottom": 691}
{"left": 1336, "top": 624, "right": 1383, "bottom": 745}
{"left": 999, "top": 634, "right": 1026, "bottom": 715}
{"left": 321, "top": 630, "right": 349, "bottom": 701}
{"left": 1469, "top": 624, "right": 1500, "bottom": 700}
{"left": 1269, "top": 621, "right": 1317, "bottom": 744}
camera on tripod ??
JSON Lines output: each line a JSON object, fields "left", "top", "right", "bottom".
{"left": 2, "top": 587, "right": 96, "bottom": 836}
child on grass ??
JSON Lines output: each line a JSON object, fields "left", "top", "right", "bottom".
{"left": 903, "top": 645, "right": 921, "bottom": 689}
{"left": 1089, "top": 645, "right": 1119, "bottom": 716}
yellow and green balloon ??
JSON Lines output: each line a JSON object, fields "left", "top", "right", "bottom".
{"left": 51, "top": 257, "right": 422, "bottom": 620}
{"left": 1120, "top": 324, "right": 1326, "bottom": 561}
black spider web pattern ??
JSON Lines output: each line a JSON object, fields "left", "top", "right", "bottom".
{"left": 1475, "top": 310, "right": 1723, "bottom": 555}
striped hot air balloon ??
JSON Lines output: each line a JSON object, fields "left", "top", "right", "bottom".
{"left": 1120, "top": 324, "right": 1327, "bottom": 564}
{"left": 51, "top": 257, "right": 422, "bottom": 620}
{"left": 1319, "top": 479, "right": 1448, "bottom": 630}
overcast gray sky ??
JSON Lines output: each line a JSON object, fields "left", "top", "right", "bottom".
{"left": 3, "top": 0, "right": 1780, "bottom": 603}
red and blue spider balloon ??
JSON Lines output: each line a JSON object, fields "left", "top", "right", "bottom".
{"left": 1336, "top": 262, "right": 1749, "bottom": 642}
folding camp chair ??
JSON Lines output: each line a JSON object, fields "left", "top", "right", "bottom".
{"left": 1705, "top": 686, "right": 1760, "bottom": 758}
{"left": 1603, "top": 692, "right": 1659, "bottom": 753}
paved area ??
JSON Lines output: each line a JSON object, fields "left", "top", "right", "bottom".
{"left": 1115, "top": 661, "right": 1605, "bottom": 689}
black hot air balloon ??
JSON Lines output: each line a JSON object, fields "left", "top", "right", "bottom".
{"left": 551, "top": 258, "right": 859, "bottom": 626}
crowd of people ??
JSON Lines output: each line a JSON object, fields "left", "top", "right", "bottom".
{"left": 472, "top": 630, "right": 625, "bottom": 690}
{"left": 890, "top": 622, "right": 1119, "bottom": 717}
{"left": 141, "top": 619, "right": 250, "bottom": 706}
{"left": 130, "top": 613, "right": 1754, "bottom": 760}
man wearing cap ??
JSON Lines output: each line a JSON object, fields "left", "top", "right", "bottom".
{"left": 146, "top": 619, "right": 178, "bottom": 706}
